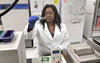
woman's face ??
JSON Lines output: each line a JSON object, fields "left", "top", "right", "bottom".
{"left": 45, "top": 8, "right": 55, "bottom": 23}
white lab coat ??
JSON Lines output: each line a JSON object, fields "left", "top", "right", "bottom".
{"left": 24, "top": 21, "right": 70, "bottom": 56}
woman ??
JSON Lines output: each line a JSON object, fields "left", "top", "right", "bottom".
{"left": 25, "top": 4, "right": 70, "bottom": 57}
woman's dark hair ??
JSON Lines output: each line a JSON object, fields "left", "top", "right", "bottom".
{"left": 40, "top": 4, "right": 61, "bottom": 30}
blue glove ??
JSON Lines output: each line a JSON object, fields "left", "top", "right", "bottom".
{"left": 27, "top": 16, "right": 39, "bottom": 32}
{"left": 28, "top": 16, "right": 39, "bottom": 23}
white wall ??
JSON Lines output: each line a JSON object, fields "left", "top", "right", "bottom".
{"left": 2, "top": 10, "right": 29, "bottom": 31}
{"left": 30, "top": 0, "right": 61, "bottom": 16}
{"left": 0, "top": 0, "right": 28, "bottom": 3}
{"left": 0, "top": 0, "right": 29, "bottom": 31}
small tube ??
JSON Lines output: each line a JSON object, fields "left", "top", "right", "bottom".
{"left": 39, "top": 17, "right": 45, "bottom": 20}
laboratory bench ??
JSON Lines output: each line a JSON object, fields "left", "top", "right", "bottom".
{"left": 0, "top": 31, "right": 26, "bottom": 63}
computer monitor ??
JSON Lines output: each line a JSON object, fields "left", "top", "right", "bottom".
{"left": 93, "top": 0, "right": 100, "bottom": 31}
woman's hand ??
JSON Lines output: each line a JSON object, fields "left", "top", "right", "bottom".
{"left": 27, "top": 16, "right": 39, "bottom": 32}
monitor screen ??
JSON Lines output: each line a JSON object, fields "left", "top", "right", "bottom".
{"left": 93, "top": 0, "right": 100, "bottom": 31}
{"left": 52, "top": 50, "right": 60, "bottom": 54}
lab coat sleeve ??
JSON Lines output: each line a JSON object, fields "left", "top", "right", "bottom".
{"left": 23, "top": 22, "right": 38, "bottom": 39}
{"left": 57, "top": 26, "right": 70, "bottom": 50}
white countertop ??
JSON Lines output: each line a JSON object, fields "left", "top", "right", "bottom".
{"left": 0, "top": 31, "right": 23, "bottom": 51}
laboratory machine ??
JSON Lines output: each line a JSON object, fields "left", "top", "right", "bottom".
{"left": 66, "top": 44, "right": 100, "bottom": 63}
{"left": 65, "top": 0, "right": 100, "bottom": 63}
{"left": 83, "top": 0, "right": 100, "bottom": 52}
{"left": 0, "top": 0, "right": 27, "bottom": 63}
{"left": 27, "top": 48, "right": 67, "bottom": 63}
{"left": 61, "top": 0, "right": 86, "bottom": 43}
{"left": 0, "top": 31, "right": 26, "bottom": 63}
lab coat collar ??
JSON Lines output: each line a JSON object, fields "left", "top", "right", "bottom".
{"left": 54, "top": 24, "right": 61, "bottom": 39}
{"left": 44, "top": 22, "right": 60, "bottom": 40}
